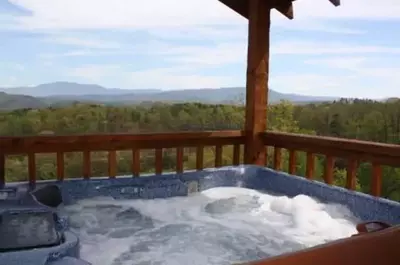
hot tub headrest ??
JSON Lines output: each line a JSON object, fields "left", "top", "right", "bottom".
{"left": 31, "top": 184, "right": 63, "bottom": 208}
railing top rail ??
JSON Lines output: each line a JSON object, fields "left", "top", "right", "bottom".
{"left": 263, "top": 131, "right": 400, "bottom": 166}
{"left": 0, "top": 130, "right": 245, "bottom": 154}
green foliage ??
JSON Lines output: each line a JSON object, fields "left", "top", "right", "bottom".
{"left": 1, "top": 99, "right": 400, "bottom": 201}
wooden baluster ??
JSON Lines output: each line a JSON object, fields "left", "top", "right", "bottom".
{"left": 371, "top": 163, "right": 382, "bottom": 197}
{"left": 155, "top": 148, "right": 163, "bottom": 175}
{"left": 215, "top": 145, "right": 222, "bottom": 168}
{"left": 346, "top": 158, "right": 358, "bottom": 190}
{"left": 132, "top": 148, "right": 140, "bottom": 177}
{"left": 324, "top": 156, "right": 335, "bottom": 185}
{"left": 108, "top": 150, "right": 117, "bottom": 178}
{"left": 83, "top": 151, "right": 91, "bottom": 179}
{"left": 305, "top": 152, "right": 315, "bottom": 180}
{"left": 264, "top": 146, "right": 269, "bottom": 167}
{"left": 196, "top": 146, "right": 204, "bottom": 170}
{"left": 233, "top": 144, "right": 240, "bottom": 165}
{"left": 273, "top": 147, "right": 282, "bottom": 171}
{"left": 0, "top": 153, "right": 5, "bottom": 188}
{"left": 28, "top": 153, "right": 36, "bottom": 186}
{"left": 288, "top": 150, "right": 296, "bottom": 175}
{"left": 56, "top": 152, "right": 64, "bottom": 181}
{"left": 176, "top": 147, "right": 184, "bottom": 173}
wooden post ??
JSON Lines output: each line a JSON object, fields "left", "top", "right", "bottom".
{"left": 244, "top": 0, "right": 271, "bottom": 165}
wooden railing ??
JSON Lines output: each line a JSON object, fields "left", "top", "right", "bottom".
{"left": 0, "top": 131, "right": 245, "bottom": 186}
{"left": 1, "top": 131, "right": 399, "bottom": 198}
{"left": 262, "top": 132, "right": 400, "bottom": 197}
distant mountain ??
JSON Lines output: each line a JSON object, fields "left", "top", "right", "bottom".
{"left": 0, "top": 92, "right": 47, "bottom": 110}
{"left": 0, "top": 82, "right": 337, "bottom": 107}
{"left": 386, "top": 97, "right": 400, "bottom": 103}
{"left": 0, "top": 82, "right": 160, "bottom": 97}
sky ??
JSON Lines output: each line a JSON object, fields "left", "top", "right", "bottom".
{"left": 0, "top": 0, "right": 399, "bottom": 98}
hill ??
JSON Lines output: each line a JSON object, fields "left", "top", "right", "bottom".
{"left": 44, "top": 87, "right": 335, "bottom": 105}
{"left": 0, "top": 82, "right": 160, "bottom": 97}
{"left": 0, "top": 92, "right": 47, "bottom": 110}
{"left": 0, "top": 82, "right": 337, "bottom": 109}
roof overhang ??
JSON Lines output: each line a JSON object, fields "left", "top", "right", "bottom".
{"left": 218, "top": 0, "right": 340, "bottom": 20}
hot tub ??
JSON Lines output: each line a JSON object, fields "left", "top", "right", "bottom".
{"left": 0, "top": 166, "right": 399, "bottom": 265}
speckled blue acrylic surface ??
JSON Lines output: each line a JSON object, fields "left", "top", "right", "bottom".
{"left": 0, "top": 232, "right": 81, "bottom": 265}
{"left": 1, "top": 165, "right": 399, "bottom": 265}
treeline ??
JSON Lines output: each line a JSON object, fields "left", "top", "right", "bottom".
{"left": 1, "top": 99, "right": 399, "bottom": 201}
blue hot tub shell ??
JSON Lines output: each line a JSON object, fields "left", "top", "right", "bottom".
{"left": 1, "top": 165, "right": 399, "bottom": 265}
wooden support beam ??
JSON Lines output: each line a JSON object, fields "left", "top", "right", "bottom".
{"left": 329, "top": 0, "right": 341, "bottom": 7}
{"left": 274, "top": 1, "right": 294, "bottom": 20}
{"left": 218, "top": 0, "right": 340, "bottom": 21}
{"left": 244, "top": 0, "right": 271, "bottom": 165}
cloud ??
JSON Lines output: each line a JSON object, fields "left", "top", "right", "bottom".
{"left": 66, "top": 64, "right": 123, "bottom": 82}
{"left": 39, "top": 51, "right": 94, "bottom": 59}
{"left": 65, "top": 64, "right": 241, "bottom": 89}
{"left": 270, "top": 73, "right": 357, "bottom": 93}
{"left": 2, "top": 0, "right": 400, "bottom": 99}
{"left": 10, "top": 63, "right": 25, "bottom": 71}
{"left": 305, "top": 56, "right": 400, "bottom": 80}
{"left": 269, "top": 71, "right": 396, "bottom": 99}
{"left": 300, "top": 56, "right": 400, "bottom": 98}
{"left": 1, "top": 76, "right": 18, "bottom": 87}
{"left": 0, "top": 62, "right": 25, "bottom": 72}
{"left": 6, "top": 0, "right": 241, "bottom": 30}
{"left": 38, "top": 38, "right": 400, "bottom": 62}
{"left": 156, "top": 43, "right": 247, "bottom": 66}
{"left": 5, "top": 0, "right": 397, "bottom": 32}
{"left": 292, "top": 0, "right": 400, "bottom": 20}
{"left": 272, "top": 20, "right": 366, "bottom": 35}
{"left": 305, "top": 57, "right": 368, "bottom": 69}
{"left": 273, "top": 41, "right": 400, "bottom": 55}
{"left": 127, "top": 67, "right": 239, "bottom": 89}
{"left": 42, "top": 36, "right": 122, "bottom": 49}
{"left": 36, "top": 39, "right": 400, "bottom": 98}
{"left": 37, "top": 40, "right": 246, "bottom": 65}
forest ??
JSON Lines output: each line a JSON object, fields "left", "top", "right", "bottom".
{"left": 1, "top": 98, "right": 400, "bottom": 201}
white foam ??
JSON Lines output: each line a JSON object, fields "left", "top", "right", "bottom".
{"left": 61, "top": 187, "right": 359, "bottom": 265}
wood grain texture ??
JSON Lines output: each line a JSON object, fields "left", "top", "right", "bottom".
{"left": 155, "top": 148, "right": 163, "bottom": 175}
{"left": 243, "top": 0, "right": 270, "bottom": 165}
{"left": 176, "top": 147, "right": 184, "bottom": 173}
{"left": 0, "top": 131, "right": 245, "bottom": 154}
{"left": 305, "top": 152, "right": 315, "bottom": 180}
{"left": 324, "top": 156, "right": 335, "bottom": 185}
{"left": 0, "top": 153, "right": 5, "bottom": 188}
{"left": 233, "top": 144, "right": 241, "bottom": 165}
{"left": 215, "top": 145, "right": 223, "bottom": 168}
{"left": 371, "top": 163, "right": 383, "bottom": 197}
{"left": 131, "top": 148, "right": 140, "bottom": 177}
{"left": 262, "top": 132, "right": 400, "bottom": 167}
{"left": 108, "top": 150, "right": 117, "bottom": 178}
{"left": 56, "top": 152, "right": 64, "bottom": 181}
{"left": 288, "top": 149, "right": 296, "bottom": 175}
{"left": 83, "top": 151, "right": 91, "bottom": 179}
{"left": 346, "top": 159, "right": 358, "bottom": 190}
{"left": 273, "top": 147, "right": 282, "bottom": 171}
{"left": 196, "top": 146, "right": 204, "bottom": 170}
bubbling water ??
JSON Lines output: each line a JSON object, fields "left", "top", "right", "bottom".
{"left": 61, "top": 187, "right": 359, "bottom": 265}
